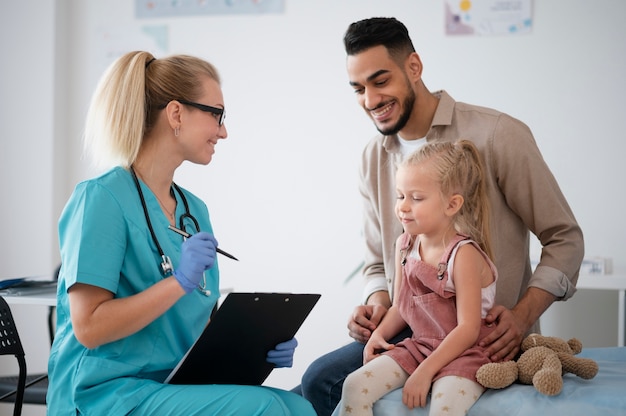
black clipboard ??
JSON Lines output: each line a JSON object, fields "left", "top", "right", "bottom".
{"left": 165, "top": 292, "right": 321, "bottom": 385}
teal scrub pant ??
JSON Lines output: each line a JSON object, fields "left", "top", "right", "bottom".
{"left": 129, "top": 384, "right": 316, "bottom": 415}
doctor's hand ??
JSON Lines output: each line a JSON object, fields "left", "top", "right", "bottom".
{"left": 174, "top": 232, "right": 218, "bottom": 294}
{"left": 266, "top": 338, "right": 298, "bottom": 368}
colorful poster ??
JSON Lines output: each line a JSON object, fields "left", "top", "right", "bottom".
{"left": 136, "top": 0, "right": 285, "bottom": 18}
{"left": 445, "top": 0, "right": 533, "bottom": 36}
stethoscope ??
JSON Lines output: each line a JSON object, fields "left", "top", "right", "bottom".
{"left": 130, "top": 166, "right": 210, "bottom": 295}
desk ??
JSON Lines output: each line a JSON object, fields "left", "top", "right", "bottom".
{"left": 2, "top": 288, "right": 56, "bottom": 306}
{"left": 1, "top": 275, "right": 57, "bottom": 307}
{"left": 577, "top": 273, "right": 626, "bottom": 347}
{"left": 1, "top": 285, "right": 234, "bottom": 308}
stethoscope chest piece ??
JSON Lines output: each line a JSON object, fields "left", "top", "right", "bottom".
{"left": 161, "top": 255, "right": 174, "bottom": 276}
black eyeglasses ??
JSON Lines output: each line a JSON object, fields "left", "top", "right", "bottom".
{"left": 172, "top": 100, "right": 226, "bottom": 126}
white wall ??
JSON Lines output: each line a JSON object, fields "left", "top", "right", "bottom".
{"left": 0, "top": 1, "right": 57, "bottom": 415}
{"left": 2, "top": 1, "right": 626, "bottom": 413}
{"left": 1, "top": 3, "right": 55, "bottom": 275}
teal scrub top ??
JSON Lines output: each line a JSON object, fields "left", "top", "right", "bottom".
{"left": 47, "top": 167, "right": 221, "bottom": 415}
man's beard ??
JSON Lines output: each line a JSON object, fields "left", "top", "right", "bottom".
{"left": 376, "top": 86, "right": 416, "bottom": 136}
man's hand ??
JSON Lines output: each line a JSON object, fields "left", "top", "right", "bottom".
{"left": 347, "top": 304, "right": 388, "bottom": 344}
{"left": 479, "top": 305, "right": 525, "bottom": 361}
{"left": 480, "top": 288, "right": 555, "bottom": 361}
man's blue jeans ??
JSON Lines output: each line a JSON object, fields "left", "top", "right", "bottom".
{"left": 292, "top": 328, "right": 412, "bottom": 416}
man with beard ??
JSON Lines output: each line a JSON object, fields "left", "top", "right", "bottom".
{"left": 294, "top": 17, "right": 584, "bottom": 416}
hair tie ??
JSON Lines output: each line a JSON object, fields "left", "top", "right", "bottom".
{"left": 145, "top": 58, "right": 156, "bottom": 68}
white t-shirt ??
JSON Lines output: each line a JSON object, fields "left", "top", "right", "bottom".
{"left": 398, "top": 136, "right": 427, "bottom": 158}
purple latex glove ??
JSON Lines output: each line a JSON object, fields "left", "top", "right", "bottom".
{"left": 266, "top": 338, "right": 298, "bottom": 368}
{"left": 173, "top": 232, "right": 217, "bottom": 293}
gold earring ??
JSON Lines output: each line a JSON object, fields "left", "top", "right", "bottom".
{"left": 174, "top": 127, "right": 180, "bottom": 137}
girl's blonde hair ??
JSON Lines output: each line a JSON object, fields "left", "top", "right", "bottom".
{"left": 402, "top": 140, "right": 493, "bottom": 259}
{"left": 84, "top": 51, "right": 221, "bottom": 169}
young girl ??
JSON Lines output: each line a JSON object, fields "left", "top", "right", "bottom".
{"left": 339, "top": 140, "right": 497, "bottom": 416}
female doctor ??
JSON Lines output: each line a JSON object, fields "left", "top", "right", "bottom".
{"left": 46, "top": 51, "right": 315, "bottom": 416}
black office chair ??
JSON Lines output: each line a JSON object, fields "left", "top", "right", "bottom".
{"left": 0, "top": 265, "right": 59, "bottom": 412}
{"left": 0, "top": 295, "right": 29, "bottom": 416}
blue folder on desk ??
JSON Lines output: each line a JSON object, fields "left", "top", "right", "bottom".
{"left": 0, "top": 277, "right": 56, "bottom": 295}
{"left": 165, "top": 292, "right": 321, "bottom": 385}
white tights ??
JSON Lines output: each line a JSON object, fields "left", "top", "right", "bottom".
{"left": 338, "top": 355, "right": 484, "bottom": 416}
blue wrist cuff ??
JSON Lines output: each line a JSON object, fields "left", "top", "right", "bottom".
{"left": 173, "top": 270, "right": 196, "bottom": 294}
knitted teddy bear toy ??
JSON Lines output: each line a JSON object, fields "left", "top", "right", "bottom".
{"left": 476, "top": 333, "right": 599, "bottom": 396}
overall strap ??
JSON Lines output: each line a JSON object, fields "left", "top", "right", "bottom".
{"left": 399, "top": 232, "right": 415, "bottom": 266}
{"left": 435, "top": 234, "right": 471, "bottom": 280}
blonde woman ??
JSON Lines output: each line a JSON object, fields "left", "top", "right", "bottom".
{"left": 47, "top": 51, "right": 315, "bottom": 416}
